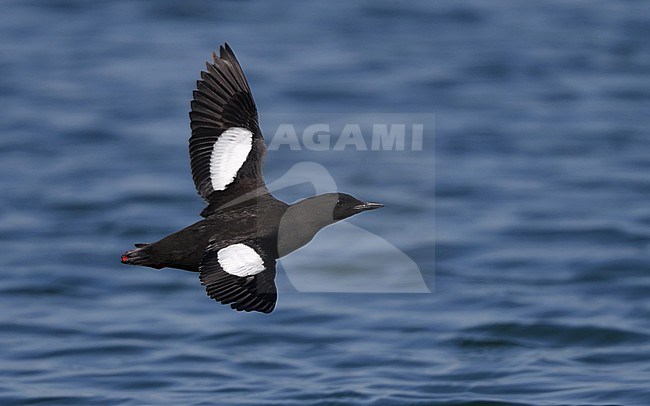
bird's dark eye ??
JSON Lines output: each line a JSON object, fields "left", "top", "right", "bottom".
{"left": 336, "top": 199, "right": 343, "bottom": 207}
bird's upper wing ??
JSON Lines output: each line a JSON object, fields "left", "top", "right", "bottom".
{"left": 189, "top": 43, "right": 267, "bottom": 216}
{"left": 199, "top": 238, "right": 277, "bottom": 313}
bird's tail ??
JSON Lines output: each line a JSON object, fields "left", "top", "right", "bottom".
{"left": 121, "top": 243, "right": 155, "bottom": 267}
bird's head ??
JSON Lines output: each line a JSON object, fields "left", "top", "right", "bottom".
{"left": 295, "top": 192, "right": 383, "bottom": 223}
{"left": 331, "top": 192, "right": 384, "bottom": 221}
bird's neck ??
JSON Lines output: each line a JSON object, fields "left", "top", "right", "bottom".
{"left": 276, "top": 202, "right": 335, "bottom": 258}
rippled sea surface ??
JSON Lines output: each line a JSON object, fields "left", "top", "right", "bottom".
{"left": 2, "top": 0, "right": 649, "bottom": 404}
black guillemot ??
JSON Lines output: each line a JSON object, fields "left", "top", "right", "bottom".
{"left": 121, "top": 43, "right": 383, "bottom": 313}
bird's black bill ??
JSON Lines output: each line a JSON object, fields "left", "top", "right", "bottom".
{"left": 353, "top": 202, "right": 384, "bottom": 212}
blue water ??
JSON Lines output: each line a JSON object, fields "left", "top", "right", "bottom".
{"left": 2, "top": 0, "right": 649, "bottom": 404}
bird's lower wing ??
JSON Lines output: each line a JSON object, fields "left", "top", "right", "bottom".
{"left": 199, "top": 238, "right": 277, "bottom": 313}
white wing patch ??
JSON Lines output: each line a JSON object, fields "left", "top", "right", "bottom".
{"left": 210, "top": 127, "right": 253, "bottom": 191}
{"left": 217, "top": 243, "right": 265, "bottom": 277}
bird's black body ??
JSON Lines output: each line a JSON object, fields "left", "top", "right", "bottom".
{"left": 121, "top": 43, "right": 382, "bottom": 313}
{"left": 125, "top": 194, "right": 288, "bottom": 272}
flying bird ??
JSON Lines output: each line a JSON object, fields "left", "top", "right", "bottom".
{"left": 121, "top": 43, "right": 383, "bottom": 313}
